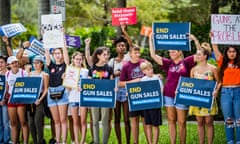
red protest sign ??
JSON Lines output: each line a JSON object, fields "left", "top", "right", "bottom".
{"left": 111, "top": 7, "right": 137, "bottom": 26}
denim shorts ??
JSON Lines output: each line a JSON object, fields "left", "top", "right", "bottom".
{"left": 47, "top": 85, "right": 69, "bottom": 107}
{"left": 69, "top": 102, "right": 79, "bottom": 107}
{"left": 116, "top": 87, "right": 127, "bottom": 102}
{"left": 164, "top": 96, "right": 188, "bottom": 110}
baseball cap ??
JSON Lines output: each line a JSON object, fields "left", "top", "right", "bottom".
{"left": 7, "top": 56, "right": 18, "bottom": 64}
{"left": 33, "top": 55, "right": 44, "bottom": 62}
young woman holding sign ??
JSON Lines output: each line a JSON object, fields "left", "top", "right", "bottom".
{"left": 27, "top": 56, "right": 49, "bottom": 144}
{"left": 68, "top": 52, "right": 89, "bottom": 144}
{"left": 45, "top": 38, "right": 69, "bottom": 143}
{"left": 88, "top": 47, "right": 114, "bottom": 144}
{"left": 211, "top": 42, "right": 240, "bottom": 144}
{"left": 5, "top": 56, "right": 29, "bottom": 144}
{"left": 149, "top": 33, "right": 200, "bottom": 144}
{"left": 189, "top": 43, "right": 221, "bottom": 144}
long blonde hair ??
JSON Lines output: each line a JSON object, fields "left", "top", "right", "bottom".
{"left": 71, "top": 52, "right": 86, "bottom": 68}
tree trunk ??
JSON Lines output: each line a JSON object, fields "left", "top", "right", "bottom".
{"left": 116, "top": 0, "right": 127, "bottom": 37}
{"left": 38, "top": 0, "right": 50, "bottom": 36}
{"left": 0, "top": 0, "right": 11, "bottom": 56}
{"left": 211, "top": 0, "right": 219, "bottom": 14}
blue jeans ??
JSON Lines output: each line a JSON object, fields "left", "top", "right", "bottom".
{"left": 0, "top": 105, "right": 11, "bottom": 143}
{"left": 221, "top": 87, "right": 240, "bottom": 144}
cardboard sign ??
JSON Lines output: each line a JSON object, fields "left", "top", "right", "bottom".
{"left": 112, "top": 7, "right": 137, "bottom": 26}
{"left": 80, "top": 79, "right": 116, "bottom": 108}
{"left": 140, "top": 25, "right": 152, "bottom": 36}
{"left": 175, "top": 77, "right": 217, "bottom": 109}
{"left": 0, "top": 23, "right": 26, "bottom": 37}
{"left": 62, "top": 66, "right": 80, "bottom": 89}
{"left": 153, "top": 22, "right": 191, "bottom": 51}
{"left": 28, "top": 36, "right": 44, "bottom": 56}
{"left": 65, "top": 34, "right": 81, "bottom": 48}
{"left": 211, "top": 14, "right": 240, "bottom": 45}
{"left": 41, "top": 14, "right": 64, "bottom": 48}
{"left": 126, "top": 80, "right": 163, "bottom": 111}
{"left": 0, "top": 75, "right": 6, "bottom": 101}
{"left": 9, "top": 77, "right": 42, "bottom": 104}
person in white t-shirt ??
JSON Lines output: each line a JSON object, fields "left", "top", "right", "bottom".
{"left": 68, "top": 52, "right": 89, "bottom": 144}
{"left": 5, "top": 56, "right": 29, "bottom": 144}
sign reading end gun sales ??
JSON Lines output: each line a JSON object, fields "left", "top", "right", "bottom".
{"left": 0, "top": 75, "right": 6, "bottom": 101}
{"left": 153, "top": 22, "right": 191, "bottom": 51}
{"left": 211, "top": 14, "right": 240, "bottom": 45}
{"left": 9, "top": 77, "right": 42, "bottom": 104}
{"left": 80, "top": 79, "right": 116, "bottom": 108}
{"left": 112, "top": 7, "right": 137, "bottom": 26}
{"left": 126, "top": 80, "right": 163, "bottom": 112}
{"left": 175, "top": 77, "right": 217, "bottom": 109}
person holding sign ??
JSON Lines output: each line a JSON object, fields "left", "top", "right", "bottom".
{"left": 149, "top": 33, "right": 200, "bottom": 144}
{"left": 188, "top": 43, "right": 221, "bottom": 144}
{"left": 119, "top": 46, "right": 147, "bottom": 144}
{"left": 88, "top": 47, "right": 114, "bottom": 144}
{"left": 5, "top": 56, "right": 29, "bottom": 144}
{"left": 68, "top": 52, "right": 88, "bottom": 144}
{"left": 140, "top": 61, "right": 163, "bottom": 144}
{"left": 0, "top": 56, "right": 11, "bottom": 144}
{"left": 212, "top": 43, "right": 240, "bottom": 144}
{"left": 45, "top": 39, "right": 69, "bottom": 144}
{"left": 27, "top": 56, "right": 49, "bottom": 144}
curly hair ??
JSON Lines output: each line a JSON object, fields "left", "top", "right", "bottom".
{"left": 220, "top": 46, "right": 240, "bottom": 80}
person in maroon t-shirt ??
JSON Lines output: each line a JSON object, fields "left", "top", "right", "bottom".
{"left": 119, "top": 45, "right": 147, "bottom": 144}
{"left": 149, "top": 33, "right": 200, "bottom": 144}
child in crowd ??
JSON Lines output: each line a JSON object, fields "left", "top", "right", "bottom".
{"left": 140, "top": 61, "right": 163, "bottom": 144}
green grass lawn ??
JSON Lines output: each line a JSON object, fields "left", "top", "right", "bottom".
{"left": 41, "top": 120, "right": 226, "bottom": 144}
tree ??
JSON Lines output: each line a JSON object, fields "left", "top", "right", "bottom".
{"left": 0, "top": 0, "right": 11, "bottom": 56}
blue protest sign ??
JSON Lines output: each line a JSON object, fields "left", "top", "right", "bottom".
{"left": 9, "top": 77, "right": 42, "bottom": 104}
{"left": 175, "top": 77, "right": 217, "bottom": 109}
{"left": 80, "top": 79, "right": 116, "bottom": 108}
{"left": 153, "top": 22, "right": 191, "bottom": 51}
{"left": 28, "top": 36, "right": 45, "bottom": 56}
{"left": 65, "top": 34, "right": 81, "bottom": 48}
{"left": 126, "top": 80, "right": 163, "bottom": 112}
{"left": 0, "top": 75, "right": 6, "bottom": 101}
{"left": 0, "top": 23, "right": 26, "bottom": 37}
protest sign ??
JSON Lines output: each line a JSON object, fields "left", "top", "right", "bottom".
{"left": 211, "top": 14, "right": 240, "bottom": 45}
{"left": 41, "top": 14, "right": 64, "bottom": 48}
{"left": 140, "top": 25, "right": 152, "bottom": 37}
{"left": 62, "top": 66, "right": 80, "bottom": 89}
{"left": 28, "top": 36, "right": 44, "bottom": 56}
{"left": 65, "top": 34, "right": 81, "bottom": 48}
{"left": 153, "top": 22, "right": 191, "bottom": 51}
{"left": 175, "top": 77, "right": 217, "bottom": 109}
{"left": 0, "top": 23, "right": 26, "bottom": 37}
{"left": 112, "top": 7, "right": 137, "bottom": 26}
{"left": 0, "top": 75, "right": 6, "bottom": 101}
{"left": 9, "top": 77, "right": 42, "bottom": 104}
{"left": 80, "top": 79, "right": 116, "bottom": 108}
{"left": 126, "top": 80, "right": 163, "bottom": 111}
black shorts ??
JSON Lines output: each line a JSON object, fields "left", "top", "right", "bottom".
{"left": 144, "top": 108, "right": 162, "bottom": 126}
{"left": 129, "top": 110, "right": 144, "bottom": 117}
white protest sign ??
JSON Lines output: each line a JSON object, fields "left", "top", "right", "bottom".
{"left": 41, "top": 14, "right": 64, "bottom": 48}
{"left": 211, "top": 14, "right": 240, "bottom": 45}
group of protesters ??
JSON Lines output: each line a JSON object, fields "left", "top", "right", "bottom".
{"left": 0, "top": 24, "right": 239, "bottom": 144}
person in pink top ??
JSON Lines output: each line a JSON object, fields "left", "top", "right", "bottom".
{"left": 149, "top": 33, "right": 200, "bottom": 144}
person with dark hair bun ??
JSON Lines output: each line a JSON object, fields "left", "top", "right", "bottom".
{"left": 212, "top": 43, "right": 240, "bottom": 144}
